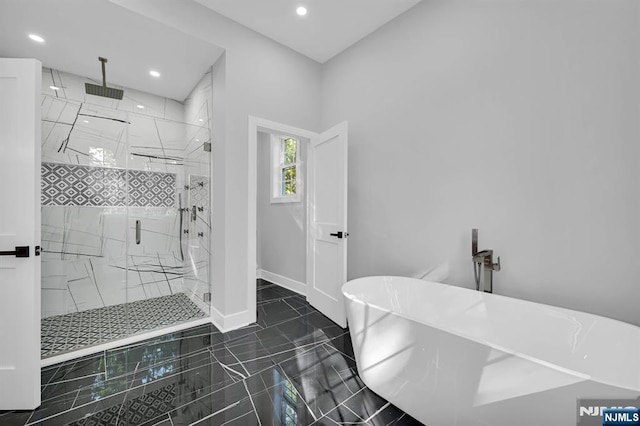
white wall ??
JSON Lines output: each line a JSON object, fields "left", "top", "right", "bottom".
{"left": 321, "top": 0, "right": 640, "bottom": 325}
{"left": 114, "top": 1, "right": 322, "bottom": 325}
{"left": 257, "top": 131, "right": 307, "bottom": 284}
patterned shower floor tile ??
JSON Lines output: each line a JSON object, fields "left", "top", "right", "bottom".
{"left": 41, "top": 293, "right": 207, "bottom": 358}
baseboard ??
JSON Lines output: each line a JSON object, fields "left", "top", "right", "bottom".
{"left": 210, "top": 305, "right": 255, "bottom": 333}
{"left": 257, "top": 269, "right": 306, "bottom": 296}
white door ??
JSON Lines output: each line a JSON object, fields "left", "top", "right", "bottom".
{"left": 0, "top": 59, "right": 42, "bottom": 410}
{"left": 306, "top": 122, "right": 348, "bottom": 327}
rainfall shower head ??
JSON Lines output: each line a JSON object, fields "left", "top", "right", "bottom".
{"left": 84, "top": 57, "right": 124, "bottom": 100}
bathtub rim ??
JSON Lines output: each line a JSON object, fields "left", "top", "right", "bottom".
{"left": 342, "top": 275, "right": 640, "bottom": 392}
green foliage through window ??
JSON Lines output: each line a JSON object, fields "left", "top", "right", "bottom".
{"left": 279, "top": 137, "right": 298, "bottom": 197}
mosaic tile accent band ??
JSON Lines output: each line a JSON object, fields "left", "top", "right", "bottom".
{"left": 41, "top": 162, "right": 176, "bottom": 207}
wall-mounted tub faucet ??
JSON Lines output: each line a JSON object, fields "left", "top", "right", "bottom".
{"left": 471, "top": 229, "right": 501, "bottom": 293}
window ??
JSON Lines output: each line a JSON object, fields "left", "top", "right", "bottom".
{"left": 271, "top": 135, "right": 301, "bottom": 203}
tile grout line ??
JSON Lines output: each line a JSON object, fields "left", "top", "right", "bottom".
{"left": 115, "top": 361, "right": 140, "bottom": 425}
{"left": 225, "top": 344, "right": 251, "bottom": 377}
{"left": 218, "top": 410, "right": 253, "bottom": 426}
{"left": 330, "top": 364, "right": 357, "bottom": 397}
{"left": 362, "top": 401, "right": 391, "bottom": 423}
{"left": 281, "top": 298, "right": 303, "bottom": 317}
{"left": 344, "top": 404, "right": 368, "bottom": 422}
{"left": 242, "top": 380, "right": 263, "bottom": 426}
{"left": 187, "top": 400, "right": 242, "bottom": 426}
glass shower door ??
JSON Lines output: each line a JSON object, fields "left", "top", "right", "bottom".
{"left": 123, "top": 110, "right": 210, "bottom": 336}
{"left": 40, "top": 79, "right": 131, "bottom": 356}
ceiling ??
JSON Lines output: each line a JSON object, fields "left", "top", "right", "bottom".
{"left": 0, "top": 0, "right": 224, "bottom": 101}
{"left": 0, "top": 0, "right": 422, "bottom": 100}
{"left": 195, "top": 0, "right": 422, "bottom": 63}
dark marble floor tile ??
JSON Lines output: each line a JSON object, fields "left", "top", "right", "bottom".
{"left": 279, "top": 344, "right": 364, "bottom": 419}
{"left": 45, "top": 352, "right": 106, "bottom": 385}
{"left": 316, "top": 403, "right": 368, "bottom": 425}
{"left": 340, "top": 387, "right": 424, "bottom": 426}
{"left": 257, "top": 284, "right": 298, "bottom": 304}
{"left": 341, "top": 386, "right": 388, "bottom": 421}
{"left": 41, "top": 371, "right": 105, "bottom": 403}
{"left": 211, "top": 333, "right": 274, "bottom": 376}
{"left": 145, "top": 414, "right": 173, "bottom": 426}
{"left": 2, "top": 282, "right": 419, "bottom": 426}
{"left": 257, "top": 278, "right": 276, "bottom": 289}
{"left": 166, "top": 380, "right": 252, "bottom": 426}
{"left": 0, "top": 410, "right": 32, "bottom": 426}
{"left": 219, "top": 323, "right": 264, "bottom": 343}
{"left": 275, "top": 312, "right": 344, "bottom": 348}
{"left": 326, "top": 331, "right": 355, "bottom": 360}
{"left": 68, "top": 382, "right": 178, "bottom": 426}
{"left": 254, "top": 325, "right": 297, "bottom": 356}
{"left": 257, "top": 298, "right": 304, "bottom": 328}
{"left": 252, "top": 384, "right": 318, "bottom": 425}
{"left": 286, "top": 294, "right": 320, "bottom": 315}
{"left": 369, "top": 406, "right": 424, "bottom": 426}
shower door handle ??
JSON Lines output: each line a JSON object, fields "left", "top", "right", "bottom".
{"left": 135, "top": 220, "right": 141, "bottom": 245}
{"left": 0, "top": 246, "right": 29, "bottom": 257}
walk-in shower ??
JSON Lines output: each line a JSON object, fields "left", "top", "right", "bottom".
{"left": 39, "top": 67, "right": 213, "bottom": 358}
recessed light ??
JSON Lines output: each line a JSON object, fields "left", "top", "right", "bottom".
{"left": 136, "top": 104, "right": 145, "bottom": 109}
{"left": 83, "top": 120, "right": 89, "bottom": 124}
{"left": 49, "top": 85, "right": 60, "bottom": 91}
{"left": 28, "top": 34, "right": 45, "bottom": 43}
{"left": 196, "top": 139, "right": 200, "bottom": 142}
{"left": 198, "top": 118, "right": 204, "bottom": 122}
{"left": 296, "top": 6, "right": 307, "bottom": 16}
{"left": 149, "top": 70, "right": 160, "bottom": 78}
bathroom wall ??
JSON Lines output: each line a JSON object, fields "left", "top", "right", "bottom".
{"left": 40, "top": 67, "right": 212, "bottom": 318}
{"left": 256, "top": 131, "right": 307, "bottom": 288}
{"left": 321, "top": 0, "right": 640, "bottom": 325}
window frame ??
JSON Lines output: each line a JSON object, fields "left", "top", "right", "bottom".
{"left": 270, "top": 134, "right": 301, "bottom": 204}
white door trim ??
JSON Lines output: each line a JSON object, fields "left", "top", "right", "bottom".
{"left": 247, "top": 116, "right": 318, "bottom": 319}
{"left": 0, "top": 58, "right": 42, "bottom": 410}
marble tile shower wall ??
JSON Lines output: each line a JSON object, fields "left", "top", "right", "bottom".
{"left": 40, "top": 67, "right": 212, "bottom": 319}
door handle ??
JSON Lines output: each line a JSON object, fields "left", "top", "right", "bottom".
{"left": 329, "top": 232, "right": 349, "bottom": 239}
{"left": 135, "top": 220, "right": 141, "bottom": 245}
{"left": 0, "top": 246, "right": 29, "bottom": 257}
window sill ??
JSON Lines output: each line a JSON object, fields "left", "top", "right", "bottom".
{"left": 271, "top": 195, "right": 301, "bottom": 204}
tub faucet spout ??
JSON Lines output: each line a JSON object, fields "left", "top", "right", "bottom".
{"left": 471, "top": 229, "right": 501, "bottom": 293}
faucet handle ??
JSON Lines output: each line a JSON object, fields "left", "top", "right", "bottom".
{"left": 492, "top": 256, "right": 501, "bottom": 271}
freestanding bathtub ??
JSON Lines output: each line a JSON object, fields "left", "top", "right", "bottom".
{"left": 342, "top": 276, "right": 640, "bottom": 426}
